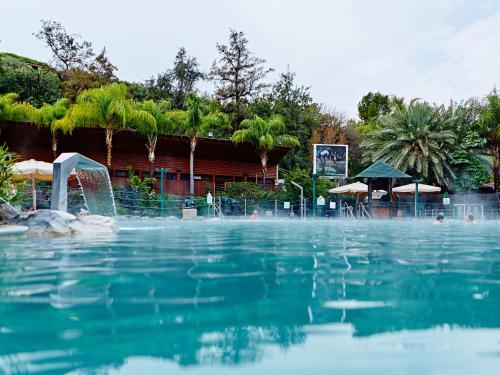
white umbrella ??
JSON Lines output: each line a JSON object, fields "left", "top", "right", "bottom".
{"left": 12, "top": 159, "right": 75, "bottom": 210}
{"left": 393, "top": 183, "right": 441, "bottom": 193}
{"left": 13, "top": 160, "right": 55, "bottom": 210}
{"left": 13, "top": 159, "right": 54, "bottom": 182}
{"left": 329, "top": 181, "right": 368, "bottom": 194}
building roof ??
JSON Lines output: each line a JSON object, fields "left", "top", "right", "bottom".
{"left": 355, "top": 160, "right": 411, "bottom": 179}
{"left": 0, "top": 122, "right": 291, "bottom": 166}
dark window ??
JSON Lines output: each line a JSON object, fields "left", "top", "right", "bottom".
{"left": 215, "top": 175, "right": 233, "bottom": 183}
{"left": 235, "top": 176, "right": 245, "bottom": 182}
{"left": 142, "top": 171, "right": 151, "bottom": 178}
{"left": 166, "top": 173, "right": 177, "bottom": 180}
{"left": 257, "top": 178, "right": 274, "bottom": 184}
{"left": 115, "top": 170, "right": 128, "bottom": 177}
{"left": 180, "top": 173, "right": 190, "bottom": 181}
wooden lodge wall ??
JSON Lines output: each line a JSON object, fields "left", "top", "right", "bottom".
{"left": 0, "top": 122, "right": 289, "bottom": 196}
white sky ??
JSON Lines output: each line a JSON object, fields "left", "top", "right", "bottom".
{"left": 1, "top": 0, "right": 499, "bottom": 118}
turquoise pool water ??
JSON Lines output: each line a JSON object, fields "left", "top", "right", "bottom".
{"left": 1, "top": 219, "right": 500, "bottom": 374}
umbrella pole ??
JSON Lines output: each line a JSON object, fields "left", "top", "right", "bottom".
{"left": 414, "top": 181, "right": 419, "bottom": 218}
{"left": 32, "top": 177, "right": 36, "bottom": 210}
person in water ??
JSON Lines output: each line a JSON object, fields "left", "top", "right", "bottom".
{"left": 465, "top": 214, "right": 474, "bottom": 224}
{"left": 249, "top": 210, "right": 258, "bottom": 220}
{"left": 434, "top": 214, "right": 444, "bottom": 224}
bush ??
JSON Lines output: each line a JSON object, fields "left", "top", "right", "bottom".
{"left": 0, "top": 144, "right": 16, "bottom": 201}
{"left": 282, "top": 168, "right": 333, "bottom": 200}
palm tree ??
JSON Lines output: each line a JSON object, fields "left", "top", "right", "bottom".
{"left": 61, "top": 83, "right": 130, "bottom": 168}
{"left": 0, "top": 93, "right": 18, "bottom": 121}
{"left": 167, "top": 94, "right": 228, "bottom": 194}
{"left": 130, "top": 100, "right": 172, "bottom": 170}
{"left": 361, "top": 99, "right": 456, "bottom": 186}
{"left": 478, "top": 92, "right": 500, "bottom": 191}
{"left": 0, "top": 93, "right": 36, "bottom": 123}
{"left": 231, "top": 115, "right": 300, "bottom": 182}
{"left": 32, "top": 98, "right": 71, "bottom": 158}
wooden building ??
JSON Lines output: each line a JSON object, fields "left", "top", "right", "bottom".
{"left": 0, "top": 122, "right": 290, "bottom": 196}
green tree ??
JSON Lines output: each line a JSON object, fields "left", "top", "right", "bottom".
{"left": 0, "top": 93, "right": 17, "bottom": 121}
{"left": 357, "top": 92, "right": 390, "bottom": 124}
{"left": 0, "top": 52, "right": 62, "bottom": 107}
{"left": 58, "top": 83, "right": 130, "bottom": 168}
{"left": 0, "top": 93, "right": 36, "bottom": 123}
{"left": 249, "top": 70, "right": 318, "bottom": 170}
{"left": 232, "top": 115, "right": 300, "bottom": 182}
{"left": 444, "top": 100, "right": 490, "bottom": 191}
{"left": 0, "top": 144, "right": 16, "bottom": 201}
{"left": 362, "top": 100, "right": 456, "bottom": 186}
{"left": 167, "top": 94, "right": 229, "bottom": 194}
{"left": 129, "top": 99, "right": 172, "bottom": 169}
{"left": 478, "top": 91, "right": 500, "bottom": 191}
{"left": 210, "top": 30, "right": 272, "bottom": 127}
{"left": 142, "top": 48, "right": 204, "bottom": 109}
{"left": 34, "top": 20, "right": 117, "bottom": 100}
{"left": 170, "top": 48, "right": 204, "bottom": 108}
{"left": 32, "top": 98, "right": 71, "bottom": 158}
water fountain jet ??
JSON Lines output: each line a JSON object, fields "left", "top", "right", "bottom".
{"left": 51, "top": 153, "right": 117, "bottom": 216}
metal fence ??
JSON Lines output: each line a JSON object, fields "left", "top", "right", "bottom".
{"left": 13, "top": 186, "right": 500, "bottom": 220}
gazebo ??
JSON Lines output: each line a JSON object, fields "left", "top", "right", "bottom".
{"left": 355, "top": 160, "right": 411, "bottom": 218}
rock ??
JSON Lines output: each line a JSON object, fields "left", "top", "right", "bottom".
{"left": 15, "top": 209, "right": 118, "bottom": 236}
{"left": 0, "top": 225, "right": 28, "bottom": 236}
{"left": 0, "top": 198, "right": 20, "bottom": 224}
{"left": 69, "top": 215, "right": 118, "bottom": 235}
{"left": 17, "top": 210, "right": 76, "bottom": 235}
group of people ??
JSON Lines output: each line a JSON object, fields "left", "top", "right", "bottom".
{"left": 434, "top": 213, "right": 474, "bottom": 224}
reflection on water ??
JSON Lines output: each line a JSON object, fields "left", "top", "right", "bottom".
{"left": 1, "top": 220, "right": 500, "bottom": 374}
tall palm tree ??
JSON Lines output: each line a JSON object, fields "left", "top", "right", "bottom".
{"left": 130, "top": 100, "right": 172, "bottom": 170}
{"left": 32, "top": 98, "right": 71, "bottom": 158}
{"left": 60, "top": 83, "right": 130, "bottom": 168}
{"left": 361, "top": 99, "right": 457, "bottom": 186}
{"left": 231, "top": 115, "right": 300, "bottom": 182}
{"left": 167, "top": 94, "right": 228, "bottom": 194}
{"left": 478, "top": 92, "right": 500, "bottom": 191}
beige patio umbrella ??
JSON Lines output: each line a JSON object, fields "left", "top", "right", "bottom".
{"left": 393, "top": 183, "right": 441, "bottom": 193}
{"left": 393, "top": 182, "right": 441, "bottom": 217}
{"left": 329, "top": 181, "right": 368, "bottom": 194}
{"left": 12, "top": 159, "right": 55, "bottom": 210}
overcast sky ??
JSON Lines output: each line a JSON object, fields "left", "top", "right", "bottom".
{"left": 1, "top": 0, "right": 499, "bottom": 117}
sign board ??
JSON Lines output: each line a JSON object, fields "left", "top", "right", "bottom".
{"left": 317, "top": 195, "right": 325, "bottom": 206}
{"left": 284, "top": 202, "right": 291, "bottom": 209}
{"left": 313, "top": 144, "right": 348, "bottom": 178}
{"left": 443, "top": 197, "right": 450, "bottom": 206}
{"left": 330, "top": 201, "right": 336, "bottom": 209}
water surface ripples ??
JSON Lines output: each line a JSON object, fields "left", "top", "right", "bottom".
{"left": 1, "top": 219, "right": 500, "bottom": 374}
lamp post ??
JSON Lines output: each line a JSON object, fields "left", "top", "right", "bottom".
{"left": 157, "top": 168, "right": 166, "bottom": 217}
{"left": 291, "top": 181, "right": 304, "bottom": 219}
{"left": 414, "top": 179, "right": 420, "bottom": 218}
{"left": 312, "top": 174, "right": 317, "bottom": 218}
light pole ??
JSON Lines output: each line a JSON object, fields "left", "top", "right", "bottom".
{"left": 157, "top": 168, "right": 166, "bottom": 217}
{"left": 291, "top": 181, "right": 304, "bottom": 219}
{"left": 415, "top": 179, "right": 421, "bottom": 218}
{"left": 312, "top": 173, "right": 317, "bottom": 218}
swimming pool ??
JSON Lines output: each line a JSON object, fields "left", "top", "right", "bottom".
{"left": 1, "top": 219, "right": 500, "bottom": 374}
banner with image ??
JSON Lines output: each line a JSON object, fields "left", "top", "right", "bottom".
{"left": 313, "top": 144, "right": 348, "bottom": 178}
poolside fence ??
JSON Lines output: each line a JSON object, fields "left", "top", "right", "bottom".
{"left": 14, "top": 185, "right": 500, "bottom": 220}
